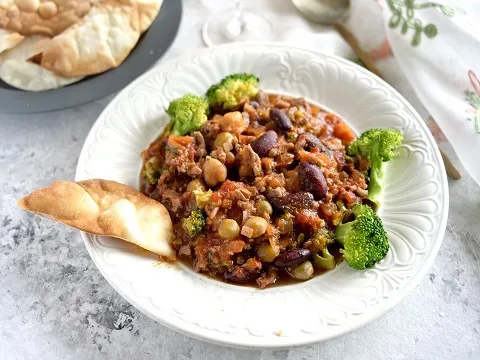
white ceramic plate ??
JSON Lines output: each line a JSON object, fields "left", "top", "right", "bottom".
{"left": 75, "top": 43, "right": 448, "bottom": 349}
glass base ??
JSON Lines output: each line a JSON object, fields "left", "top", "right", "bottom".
{"left": 202, "top": 11, "right": 273, "bottom": 47}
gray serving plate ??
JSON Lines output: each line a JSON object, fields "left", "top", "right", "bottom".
{"left": 0, "top": 0, "right": 182, "bottom": 114}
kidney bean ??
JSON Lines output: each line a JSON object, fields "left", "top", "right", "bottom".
{"left": 249, "top": 101, "right": 260, "bottom": 109}
{"left": 285, "top": 191, "right": 315, "bottom": 209}
{"left": 298, "top": 162, "right": 328, "bottom": 200}
{"left": 270, "top": 108, "right": 293, "bottom": 131}
{"left": 267, "top": 191, "right": 315, "bottom": 211}
{"left": 251, "top": 130, "right": 278, "bottom": 157}
{"left": 300, "top": 132, "right": 322, "bottom": 149}
{"left": 265, "top": 190, "right": 285, "bottom": 210}
{"left": 274, "top": 248, "right": 312, "bottom": 268}
{"left": 333, "top": 152, "right": 345, "bottom": 171}
{"left": 145, "top": 183, "right": 156, "bottom": 195}
{"left": 224, "top": 266, "right": 255, "bottom": 283}
{"left": 296, "top": 133, "right": 332, "bottom": 157}
{"left": 256, "top": 91, "right": 269, "bottom": 105}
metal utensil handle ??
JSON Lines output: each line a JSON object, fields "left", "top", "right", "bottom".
{"left": 440, "top": 148, "right": 461, "bottom": 180}
{"left": 332, "top": 22, "right": 383, "bottom": 78}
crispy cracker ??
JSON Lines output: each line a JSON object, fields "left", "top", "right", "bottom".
{"left": 0, "top": 0, "right": 93, "bottom": 36}
{"left": 31, "top": 0, "right": 162, "bottom": 77}
{"left": 18, "top": 179, "right": 176, "bottom": 260}
{"left": 0, "top": 35, "right": 83, "bottom": 91}
{"left": 0, "top": 29, "right": 24, "bottom": 54}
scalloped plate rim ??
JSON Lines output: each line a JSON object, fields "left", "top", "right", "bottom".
{"left": 75, "top": 42, "right": 449, "bottom": 349}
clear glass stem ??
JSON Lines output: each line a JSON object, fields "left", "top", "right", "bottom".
{"left": 235, "top": 0, "right": 246, "bottom": 33}
{"left": 226, "top": 0, "right": 246, "bottom": 38}
{"left": 201, "top": 2, "right": 273, "bottom": 47}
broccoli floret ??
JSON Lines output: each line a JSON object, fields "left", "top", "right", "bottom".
{"left": 335, "top": 204, "right": 389, "bottom": 270}
{"left": 347, "top": 128, "right": 403, "bottom": 207}
{"left": 165, "top": 94, "right": 210, "bottom": 136}
{"left": 181, "top": 209, "right": 206, "bottom": 236}
{"left": 309, "top": 227, "right": 335, "bottom": 254}
{"left": 143, "top": 157, "right": 161, "bottom": 184}
{"left": 206, "top": 73, "right": 259, "bottom": 110}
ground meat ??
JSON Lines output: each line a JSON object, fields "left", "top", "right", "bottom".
{"left": 141, "top": 92, "right": 366, "bottom": 288}
{"left": 238, "top": 145, "right": 263, "bottom": 178}
{"left": 193, "top": 131, "right": 207, "bottom": 158}
{"left": 243, "top": 102, "right": 260, "bottom": 122}
{"left": 210, "top": 147, "right": 228, "bottom": 164}
{"left": 159, "top": 189, "right": 184, "bottom": 215}
{"left": 261, "top": 157, "right": 276, "bottom": 174}
{"left": 165, "top": 135, "right": 203, "bottom": 177}
{"left": 256, "top": 268, "right": 278, "bottom": 289}
{"left": 178, "top": 245, "right": 192, "bottom": 257}
{"left": 200, "top": 115, "right": 221, "bottom": 146}
{"left": 254, "top": 173, "right": 285, "bottom": 192}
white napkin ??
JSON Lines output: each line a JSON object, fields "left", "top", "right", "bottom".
{"left": 349, "top": 0, "right": 480, "bottom": 185}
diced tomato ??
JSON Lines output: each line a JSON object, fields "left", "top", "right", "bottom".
{"left": 333, "top": 122, "right": 356, "bottom": 144}
{"left": 242, "top": 258, "right": 262, "bottom": 272}
{"left": 325, "top": 113, "right": 341, "bottom": 125}
{"left": 168, "top": 135, "right": 194, "bottom": 148}
{"left": 295, "top": 209, "right": 323, "bottom": 232}
{"left": 344, "top": 191, "right": 356, "bottom": 204}
{"left": 218, "top": 240, "right": 245, "bottom": 262}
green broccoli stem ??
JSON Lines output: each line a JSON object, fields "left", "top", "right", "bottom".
{"left": 367, "top": 157, "right": 386, "bottom": 207}
{"left": 335, "top": 222, "right": 353, "bottom": 246}
{"left": 160, "top": 120, "right": 174, "bottom": 138}
{"left": 366, "top": 139, "right": 386, "bottom": 207}
{"left": 313, "top": 248, "right": 336, "bottom": 270}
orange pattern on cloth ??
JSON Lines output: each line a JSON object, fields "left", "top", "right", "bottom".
{"left": 369, "top": 37, "right": 393, "bottom": 62}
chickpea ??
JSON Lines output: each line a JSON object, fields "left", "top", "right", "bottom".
{"left": 187, "top": 178, "right": 206, "bottom": 193}
{"left": 256, "top": 200, "right": 273, "bottom": 216}
{"left": 213, "top": 132, "right": 234, "bottom": 152}
{"left": 241, "top": 216, "right": 268, "bottom": 238}
{"left": 203, "top": 156, "right": 227, "bottom": 187}
{"left": 289, "top": 261, "right": 314, "bottom": 280}
{"left": 225, "top": 151, "right": 235, "bottom": 165}
{"left": 221, "top": 111, "right": 247, "bottom": 133}
{"left": 256, "top": 244, "right": 280, "bottom": 262}
{"left": 218, "top": 219, "right": 240, "bottom": 241}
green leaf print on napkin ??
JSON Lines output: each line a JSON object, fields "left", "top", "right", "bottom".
{"left": 465, "top": 70, "right": 480, "bottom": 134}
{"left": 386, "top": 0, "right": 456, "bottom": 46}
{"left": 465, "top": 90, "right": 480, "bottom": 134}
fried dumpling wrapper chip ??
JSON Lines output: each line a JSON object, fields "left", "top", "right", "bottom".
{"left": 0, "top": 29, "right": 24, "bottom": 54}
{"left": 18, "top": 179, "right": 176, "bottom": 261}
{"left": 0, "top": 35, "right": 83, "bottom": 91}
{"left": 31, "top": 0, "right": 163, "bottom": 77}
{"left": 0, "top": 0, "right": 93, "bottom": 36}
